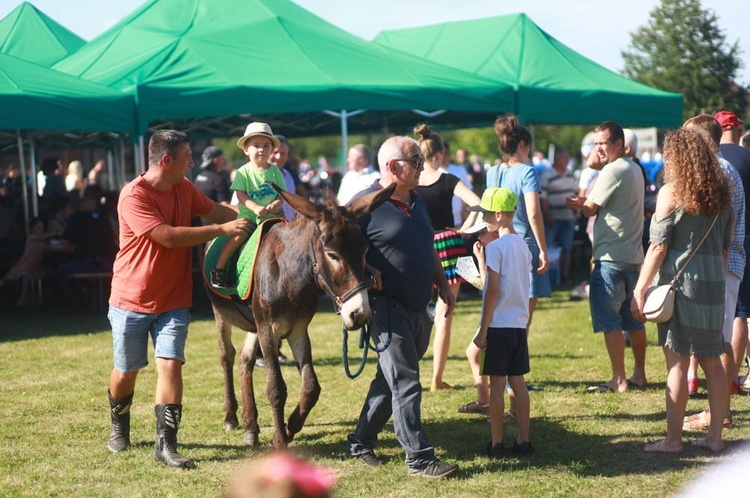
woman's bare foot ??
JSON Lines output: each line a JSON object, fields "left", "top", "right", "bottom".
{"left": 644, "top": 439, "right": 682, "bottom": 453}
{"left": 430, "top": 381, "right": 453, "bottom": 392}
{"left": 692, "top": 437, "right": 724, "bottom": 453}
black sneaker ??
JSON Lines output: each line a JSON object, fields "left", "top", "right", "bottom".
{"left": 210, "top": 268, "right": 230, "bottom": 290}
{"left": 407, "top": 460, "right": 458, "bottom": 478}
{"left": 509, "top": 441, "right": 534, "bottom": 456}
{"left": 278, "top": 352, "right": 299, "bottom": 367}
{"left": 486, "top": 441, "right": 505, "bottom": 460}
{"left": 349, "top": 450, "right": 381, "bottom": 466}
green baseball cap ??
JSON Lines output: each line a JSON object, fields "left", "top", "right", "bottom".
{"left": 468, "top": 187, "right": 518, "bottom": 213}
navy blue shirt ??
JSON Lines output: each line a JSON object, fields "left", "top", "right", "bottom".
{"left": 720, "top": 143, "right": 750, "bottom": 236}
{"left": 356, "top": 184, "right": 435, "bottom": 311}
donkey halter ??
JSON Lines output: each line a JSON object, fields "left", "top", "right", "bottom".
{"left": 308, "top": 239, "right": 374, "bottom": 313}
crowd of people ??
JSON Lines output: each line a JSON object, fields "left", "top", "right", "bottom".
{"left": 4, "top": 112, "right": 750, "bottom": 481}
{"left": 0, "top": 156, "right": 117, "bottom": 312}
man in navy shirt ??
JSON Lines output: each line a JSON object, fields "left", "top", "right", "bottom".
{"left": 716, "top": 111, "right": 750, "bottom": 395}
{"left": 346, "top": 136, "right": 459, "bottom": 478}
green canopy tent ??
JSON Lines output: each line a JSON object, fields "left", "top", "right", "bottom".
{"left": 0, "top": 52, "right": 135, "bottom": 221}
{"left": 0, "top": 1, "right": 85, "bottom": 67}
{"left": 374, "top": 13, "right": 683, "bottom": 128}
{"left": 54, "top": 0, "right": 516, "bottom": 166}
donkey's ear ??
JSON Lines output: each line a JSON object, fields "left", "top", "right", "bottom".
{"left": 346, "top": 182, "right": 397, "bottom": 220}
{"left": 271, "top": 183, "right": 323, "bottom": 223}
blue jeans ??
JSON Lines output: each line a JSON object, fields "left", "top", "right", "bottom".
{"left": 347, "top": 295, "right": 436, "bottom": 469}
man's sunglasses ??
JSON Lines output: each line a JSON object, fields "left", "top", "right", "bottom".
{"left": 392, "top": 156, "right": 425, "bottom": 170}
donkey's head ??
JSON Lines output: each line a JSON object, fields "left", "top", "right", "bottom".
{"left": 273, "top": 183, "right": 395, "bottom": 330}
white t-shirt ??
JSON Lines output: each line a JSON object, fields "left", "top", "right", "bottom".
{"left": 336, "top": 166, "right": 380, "bottom": 205}
{"left": 483, "top": 232, "right": 532, "bottom": 328}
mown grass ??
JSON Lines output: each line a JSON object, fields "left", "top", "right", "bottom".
{"left": 1, "top": 285, "right": 749, "bottom": 497}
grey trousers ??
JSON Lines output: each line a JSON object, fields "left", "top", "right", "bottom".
{"left": 347, "top": 295, "right": 436, "bottom": 468}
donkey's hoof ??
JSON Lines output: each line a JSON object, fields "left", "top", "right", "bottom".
{"left": 243, "top": 431, "right": 259, "bottom": 446}
{"left": 224, "top": 421, "right": 239, "bottom": 431}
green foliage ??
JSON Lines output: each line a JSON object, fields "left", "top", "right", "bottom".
{"left": 2, "top": 282, "right": 748, "bottom": 497}
{"left": 622, "top": 0, "right": 748, "bottom": 121}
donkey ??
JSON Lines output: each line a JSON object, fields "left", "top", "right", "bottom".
{"left": 206, "top": 183, "right": 394, "bottom": 449}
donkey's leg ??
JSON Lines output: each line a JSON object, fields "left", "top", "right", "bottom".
{"left": 258, "top": 323, "right": 289, "bottom": 449}
{"left": 214, "top": 306, "right": 239, "bottom": 431}
{"left": 285, "top": 327, "right": 321, "bottom": 442}
{"left": 238, "top": 331, "right": 261, "bottom": 446}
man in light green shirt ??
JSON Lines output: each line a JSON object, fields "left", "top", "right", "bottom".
{"left": 566, "top": 121, "right": 647, "bottom": 393}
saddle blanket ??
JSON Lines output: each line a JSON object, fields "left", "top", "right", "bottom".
{"left": 203, "top": 218, "right": 285, "bottom": 300}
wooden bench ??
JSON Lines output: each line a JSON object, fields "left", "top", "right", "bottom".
{"left": 68, "top": 272, "right": 113, "bottom": 314}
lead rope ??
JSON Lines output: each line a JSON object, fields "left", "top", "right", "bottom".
{"left": 342, "top": 285, "right": 393, "bottom": 379}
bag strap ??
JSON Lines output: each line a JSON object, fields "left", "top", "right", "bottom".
{"left": 671, "top": 214, "right": 719, "bottom": 285}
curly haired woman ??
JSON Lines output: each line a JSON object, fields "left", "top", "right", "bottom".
{"left": 632, "top": 127, "right": 733, "bottom": 453}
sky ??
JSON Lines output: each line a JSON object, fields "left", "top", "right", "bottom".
{"left": 2, "top": 0, "right": 749, "bottom": 85}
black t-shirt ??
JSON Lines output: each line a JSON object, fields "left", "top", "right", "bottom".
{"left": 720, "top": 143, "right": 750, "bottom": 235}
{"left": 414, "top": 173, "right": 460, "bottom": 230}
{"left": 63, "top": 210, "right": 117, "bottom": 261}
{"left": 194, "top": 167, "right": 231, "bottom": 204}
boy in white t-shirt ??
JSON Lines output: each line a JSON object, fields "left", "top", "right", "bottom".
{"left": 470, "top": 187, "right": 534, "bottom": 459}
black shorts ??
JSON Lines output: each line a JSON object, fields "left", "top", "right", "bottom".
{"left": 480, "top": 327, "right": 530, "bottom": 377}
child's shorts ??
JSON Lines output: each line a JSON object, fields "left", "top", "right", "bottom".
{"left": 481, "top": 327, "right": 530, "bottom": 377}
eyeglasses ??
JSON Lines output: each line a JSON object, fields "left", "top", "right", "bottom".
{"left": 392, "top": 155, "right": 425, "bottom": 170}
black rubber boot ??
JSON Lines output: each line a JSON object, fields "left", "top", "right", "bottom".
{"left": 154, "top": 404, "right": 194, "bottom": 469}
{"left": 107, "top": 391, "right": 132, "bottom": 453}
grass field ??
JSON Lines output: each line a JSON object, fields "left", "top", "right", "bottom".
{"left": 1, "top": 285, "right": 749, "bottom": 497}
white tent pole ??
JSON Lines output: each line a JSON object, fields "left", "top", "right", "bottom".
{"left": 138, "top": 135, "right": 146, "bottom": 174}
{"left": 341, "top": 110, "right": 348, "bottom": 162}
{"left": 106, "top": 148, "right": 115, "bottom": 191}
{"left": 16, "top": 130, "right": 30, "bottom": 236}
{"left": 29, "top": 136, "right": 38, "bottom": 217}
{"left": 323, "top": 109, "right": 365, "bottom": 168}
{"left": 119, "top": 135, "right": 127, "bottom": 189}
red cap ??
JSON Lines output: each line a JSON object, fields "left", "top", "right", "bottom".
{"left": 714, "top": 111, "right": 743, "bottom": 131}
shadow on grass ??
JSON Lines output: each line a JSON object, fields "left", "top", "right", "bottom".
{"left": 427, "top": 415, "right": 720, "bottom": 478}
{"left": 0, "top": 304, "right": 111, "bottom": 343}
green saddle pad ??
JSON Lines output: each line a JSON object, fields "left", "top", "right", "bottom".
{"left": 204, "top": 218, "right": 285, "bottom": 300}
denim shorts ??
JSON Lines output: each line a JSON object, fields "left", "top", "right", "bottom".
{"left": 545, "top": 219, "right": 576, "bottom": 253}
{"left": 527, "top": 239, "right": 552, "bottom": 299}
{"left": 589, "top": 261, "right": 645, "bottom": 333}
{"left": 109, "top": 306, "right": 191, "bottom": 372}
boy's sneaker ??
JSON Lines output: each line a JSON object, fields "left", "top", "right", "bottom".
{"left": 407, "top": 460, "right": 458, "bottom": 478}
{"left": 485, "top": 441, "right": 505, "bottom": 460}
{"left": 509, "top": 441, "right": 534, "bottom": 456}
{"left": 210, "top": 268, "right": 230, "bottom": 290}
{"left": 688, "top": 378, "right": 699, "bottom": 397}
